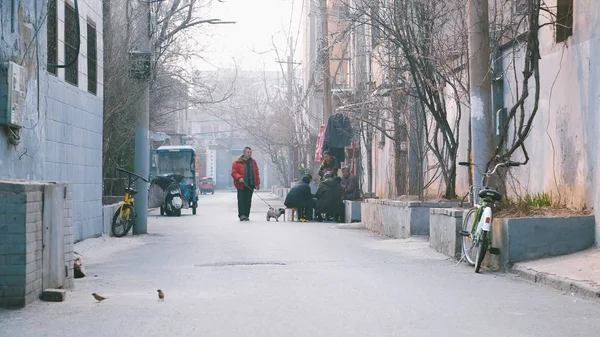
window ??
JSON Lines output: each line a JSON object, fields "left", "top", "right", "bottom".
{"left": 47, "top": 0, "right": 57, "bottom": 75}
{"left": 556, "top": 0, "right": 573, "bottom": 43}
{"left": 64, "top": 2, "right": 79, "bottom": 85}
{"left": 87, "top": 21, "right": 97, "bottom": 94}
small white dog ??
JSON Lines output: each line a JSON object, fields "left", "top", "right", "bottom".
{"left": 266, "top": 207, "right": 286, "bottom": 222}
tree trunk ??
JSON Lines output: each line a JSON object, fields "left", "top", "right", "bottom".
{"left": 444, "top": 154, "right": 457, "bottom": 199}
{"left": 393, "top": 119, "right": 407, "bottom": 196}
{"left": 362, "top": 123, "right": 374, "bottom": 194}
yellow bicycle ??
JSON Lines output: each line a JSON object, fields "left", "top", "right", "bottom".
{"left": 111, "top": 167, "right": 149, "bottom": 237}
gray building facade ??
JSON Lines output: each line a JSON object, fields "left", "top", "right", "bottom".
{"left": 1, "top": 0, "right": 104, "bottom": 241}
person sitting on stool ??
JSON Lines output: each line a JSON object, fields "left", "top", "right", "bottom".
{"left": 341, "top": 166, "right": 360, "bottom": 200}
{"left": 284, "top": 175, "right": 316, "bottom": 220}
{"left": 315, "top": 173, "right": 344, "bottom": 222}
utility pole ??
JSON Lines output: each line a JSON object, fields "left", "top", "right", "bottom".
{"left": 131, "top": 1, "right": 152, "bottom": 234}
{"left": 287, "top": 37, "right": 295, "bottom": 186}
{"left": 467, "top": 0, "right": 493, "bottom": 200}
{"left": 320, "top": 0, "right": 332, "bottom": 122}
{"left": 277, "top": 37, "right": 302, "bottom": 187}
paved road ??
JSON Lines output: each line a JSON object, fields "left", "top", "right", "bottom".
{"left": 1, "top": 191, "right": 599, "bottom": 337}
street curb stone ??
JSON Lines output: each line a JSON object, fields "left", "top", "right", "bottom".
{"left": 511, "top": 265, "right": 600, "bottom": 301}
{"left": 333, "top": 223, "right": 365, "bottom": 230}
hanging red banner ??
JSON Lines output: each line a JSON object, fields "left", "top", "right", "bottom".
{"left": 314, "top": 124, "right": 326, "bottom": 163}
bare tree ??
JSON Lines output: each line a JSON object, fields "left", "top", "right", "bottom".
{"left": 102, "top": 0, "right": 233, "bottom": 195}
{"left": 490, "top": 0, "right": 545, "bottom": 166}
{"left": 201, "top": 70, "right": 297, "bottom": 186}
{"left": 342, "top": 0, "right": 470, "bottom": 199}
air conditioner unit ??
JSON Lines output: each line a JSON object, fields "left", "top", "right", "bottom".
{"left": 0, "top": 61, "right": 26, "bottom": 127}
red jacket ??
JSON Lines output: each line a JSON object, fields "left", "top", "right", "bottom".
{"left": 231, "top": 156, "right": 260, "bottom": 190}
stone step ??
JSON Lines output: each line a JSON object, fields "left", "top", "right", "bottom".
{"left": 40, "top": 288, "right": 66, "bottom": 302}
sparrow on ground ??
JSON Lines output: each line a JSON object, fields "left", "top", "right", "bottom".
{"left": 157, "top": 289, "right": 165, "bottom": 301}
{"left": 92, "top": 293, "right": 107, "bottom": 303}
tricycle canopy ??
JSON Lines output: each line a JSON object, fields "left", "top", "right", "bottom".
{"left": 154, "top": 145, "right": 198, "bottom": 212}
{"left": 156, "top": 145, "right": 196, "bottom": 183}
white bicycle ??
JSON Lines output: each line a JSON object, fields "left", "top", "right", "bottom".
{"left": 456, "top": 159, "right": 520, "bottom": 273}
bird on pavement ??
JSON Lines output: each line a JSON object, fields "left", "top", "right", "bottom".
{"left": 92, "top": 293, "right": 107, "bottom": 303}
{"left": 157, "top": 289, "right": 165, "bottom": 301}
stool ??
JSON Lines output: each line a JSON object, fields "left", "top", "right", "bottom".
{"left": 286, "top": 208, "right": 305, "bottom": 221}
{"left": 286, "top": 208, "right": 297, "bottom": 222}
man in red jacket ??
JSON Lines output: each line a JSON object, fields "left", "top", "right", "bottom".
{"left": 231, "top": 147, "right": 261, "bottom": 221}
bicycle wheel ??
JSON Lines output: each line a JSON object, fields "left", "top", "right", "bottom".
{"left": 474, "top": 231, "right": 488, "bottom": 273}
{"left": 461, "top": 208, "right": 478, "bottom": 266}
{"left": 111, "top": 204, "right": 135, "bottom": 237}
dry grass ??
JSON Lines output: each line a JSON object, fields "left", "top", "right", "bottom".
{"left": 495, "top": 203, "right": 592, "bottom": 219}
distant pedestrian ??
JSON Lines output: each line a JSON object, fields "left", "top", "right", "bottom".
{"left": 231, "top": 147, "right": 260, "bottom": 221}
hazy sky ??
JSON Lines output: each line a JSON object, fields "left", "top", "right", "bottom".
{"left": 196, "top": 0, "right": 303, "bottom": 72}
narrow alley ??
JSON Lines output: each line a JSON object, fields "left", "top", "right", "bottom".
{"left": 1, "top": 192, "right": 599, "bottom": 337}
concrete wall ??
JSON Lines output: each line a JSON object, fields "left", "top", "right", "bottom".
{"left": 275, "top": 188, "right": 291, "bottom": 201}
{"left": 443, "top": 2, "right": 600, "bottom": 246}
{"left": 343, "top": 200, "right": 362, "bottom": 223}
{"left": 0, "top": 1, "right": 104, "bottom": 243}
{"left": 429, "top": 208, "right": 464, "bottom": 259}
{"left": 413, "top": 1, "right": 600, "bottom": 246}
{"left": 102, "top": 203, "right": 122, "bottom": 236}
{"left": 362, "top": 199, "right": 460, "bottom": 239}
{"left": 487, "top": 215, "right": 596, "bottom": 270}
{"left": 493, "top": 2, "right": 600, "bottom": 246}
{"left": 0, "top": 180, "right": 73, "bottom": 308}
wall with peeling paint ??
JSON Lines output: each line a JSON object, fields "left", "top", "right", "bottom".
{"left": 431, "top": 1, "right": 600, "bottom": 245}
{"left": 0, "top": 0, "right": 48, "bottom": 180}
{"left": 496, "top": 1, "right": 600, "bottom": 245}
{"left": 0, "top": 0, "right": 104, "bottom": 241}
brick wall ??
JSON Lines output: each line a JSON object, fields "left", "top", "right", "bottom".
{"left": 64, "top": 186, "right": 74, "bottom": 289}
{"left": 0, "top": 180, "right": 73, "bottom": 308}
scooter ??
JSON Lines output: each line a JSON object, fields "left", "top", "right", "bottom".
{"left": 161, "top": 182, "right": 183, "bottom": 216}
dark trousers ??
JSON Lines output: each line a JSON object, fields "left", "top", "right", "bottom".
{"left": 285, "top": 198, "right": 316, "bottom": 220}
{"left": 299, "top": 199, "right": 316, "bottom": 220}
{"left": 237, "top": 185, "right": 254, "bottom": 218}
{"left": 316, "top": 204, "right": 344, "bottom": 222}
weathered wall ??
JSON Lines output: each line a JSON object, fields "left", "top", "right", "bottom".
{"left": 0, "top": 1, "right": 104, "bottom": 242}
{"left": 355, "top": 56, "right": 397, "bottom": 199}
{"left": 488, "top": 215, "right": 596, "bottom": 270}
{"left": 343, "top": 200, "right": 361, "bottom": 223}
{"left": 422, "top": 2, "right": 600, "bottom": 245}
{"left": 429, "top": 208, "right": 464, "bottom": 259}
{"left": 0, "top": 1, "right": 48, "bottom": 180}
{"left": 103, "top": 202, "right": 122, "bottom": 236}
{"left": 362, "top": 199, "right": 460, "bottom": 238}
{"left": 0, "top": 180, "right": 73, "bottom": 308}
{"left": 44, "top": 1, "right": 104, "bottom": 242}
{"left": 497, "top": 1, "right": 600, "bottom": 245}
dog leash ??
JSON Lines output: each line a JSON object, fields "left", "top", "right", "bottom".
{"left": 243, "top": 182, "right": 276, "bottom": 209}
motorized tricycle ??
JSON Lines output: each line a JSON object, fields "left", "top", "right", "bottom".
{"left": 148, "top": 145, "right": 199, "bottom": 215}
{"left": 199, "top": 177, "right": 215, "bottom": 195}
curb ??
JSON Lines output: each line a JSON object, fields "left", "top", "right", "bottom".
{"left": 333, "top": 223, "right": 365, "bottom": 230}
{"left": 511, "top": 265, "right": 600, "bottom": 301}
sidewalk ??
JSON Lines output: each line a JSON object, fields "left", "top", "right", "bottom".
{"left": 512, "top": 248, "right": 600, "bottom": 300}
